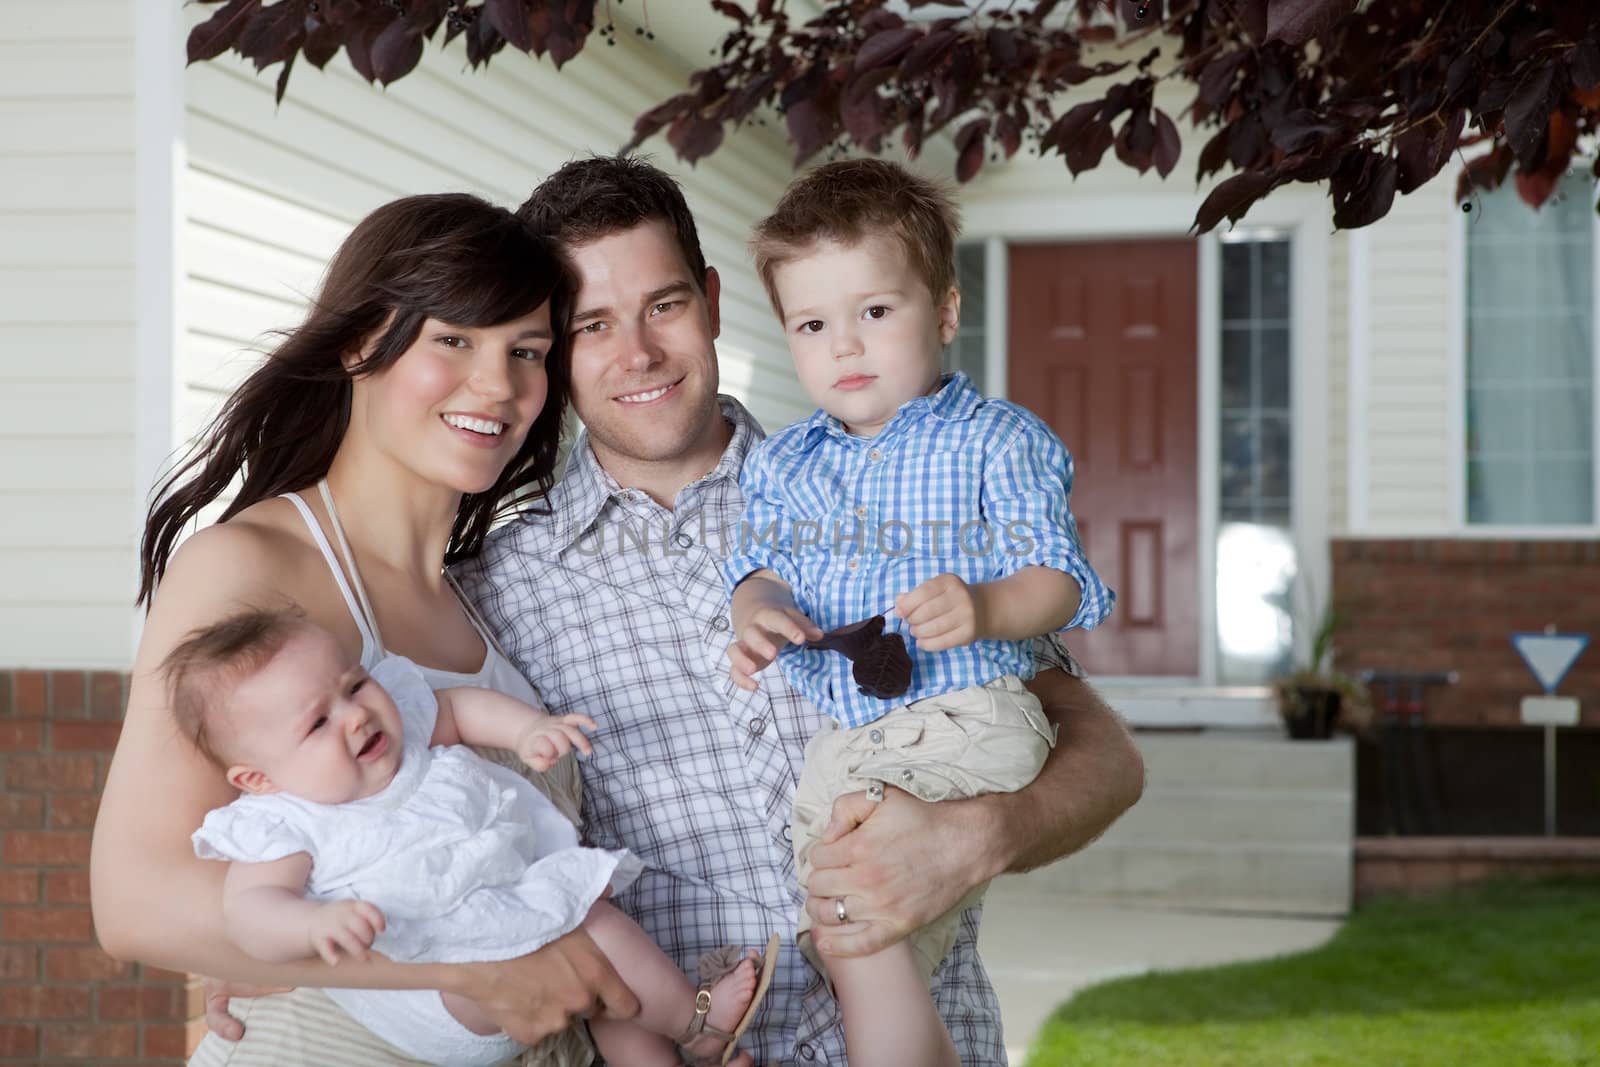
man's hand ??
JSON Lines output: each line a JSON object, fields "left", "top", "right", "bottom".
{"left": 894, "top": 573, "right": 983, "bottom": 653}
{"left": 307, "top": 900, "right": 386, "bottom": 966}
{"left": 201, "top": 978, "right": 295, "bottom": 1042}
{"left": 802, "top": 785, "right": 1002, "bottom": 959}
{"left": 451, "top": 928, "right": 640, "bottom": 1046}
{"left": 514, "top": 713, "right": 596, "bottom": 772}
{"left": 729, "top": 605, "right": 821, "bottom": 691}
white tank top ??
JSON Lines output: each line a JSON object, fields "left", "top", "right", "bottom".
{"left": 279, "top": 480, "right": 540, "bottom": 706}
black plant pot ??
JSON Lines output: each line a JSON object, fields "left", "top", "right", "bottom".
{"left": 1282, "top": 685, "right": 1340, "bottom": 740}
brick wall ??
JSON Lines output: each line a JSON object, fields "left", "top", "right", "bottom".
{"left": 0, "top": 669, "right": 190, "bottom": 1065}
{"left": 1332, "top": 539, "right": 1600, "bottom": 727}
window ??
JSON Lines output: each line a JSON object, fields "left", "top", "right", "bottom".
{"left": 1217, "top": 235, "right": 1296, "bottom": 684}
{"left": 945, "top": 243, "right": 987, "bottom": 388}
{"left": 1465, "top": 171, "right": 1595, "bottom": 525}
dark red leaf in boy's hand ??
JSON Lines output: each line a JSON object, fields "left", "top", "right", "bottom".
{"left": 854, "top": 635, "right": 912, "bottom": 700}
{"left": 808, "top": 616, "right": 886, "bottom": 660}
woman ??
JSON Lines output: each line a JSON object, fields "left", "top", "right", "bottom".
{"left": 90, "top": 193, "right": 655, "bottom": 1066}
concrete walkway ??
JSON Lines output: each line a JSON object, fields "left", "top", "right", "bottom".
{"left": 978, "top": 872, "right": 1344, "bottom": 1063}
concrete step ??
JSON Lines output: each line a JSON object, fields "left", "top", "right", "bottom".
{"left": 1135, "top": 731, "right": 1354, "bottom": 792}
{"left": 1106, "top": 785, "right": 1352, "bottom": 845}
{"left": 1034, "top": 839, "right": 1352, "bottom": 916}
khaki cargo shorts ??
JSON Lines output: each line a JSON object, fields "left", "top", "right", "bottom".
{"left": 791, "top": 675, "right": 1056, "bottom": 985}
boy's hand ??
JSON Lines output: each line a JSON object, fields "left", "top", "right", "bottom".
{"left": 307, "top": 900, "right": 385, "bottom": 966}
{"left": 728, "top": 607, "right": 821, "bottom": 692}
{"left": 895, "top": 573, "right": 983, "bottom": 652}
{"left": 514, "top": 714, "right": 596, "bottom": 772}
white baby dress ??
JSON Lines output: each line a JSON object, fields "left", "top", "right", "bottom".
{"left": 193, "top": 655, "right": 641, "bottom": 966}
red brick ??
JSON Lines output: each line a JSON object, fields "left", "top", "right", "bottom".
{"left": 142, "top": 1022, "right": 187, "bottom": 1057}
{"left": 0, "top": 945, "right": 37, "bottom": 981}
{"left": 0, "top": 869, "right": 39, "bottom": 904}
{"left": 88, "top": 672, "right": 125, "bottom": 718}
{"left": 4, "top": 907, "right": 95, "bottom": 943}
{"left": 49, "top": 721, "right": 120, "bottom": 752}
{"left": 0, "top": 672, "right": 10, "bottom": 716}
{"left": 5, "top": 754, "right": 97, "bottom": 791}
{"left": 0, "top": 1024, "right": 38, "bottom": 1057}
{"left": 98, "top": 985, "right": 184, "bottom": 1020}
{"left": 46, "top": 794, "right": 99, "bottom": 830}
{"left": 0, "top": 721, "right": 42, "bottom": 750}
{"left": 0, "top": 793, "right": 44, "bottom": 827}
{"left": 47, "top": 672, "right": 85, "bottom": 718}
{"left": 185, "top": 978, "right": 205, "bottom": 1018}
{"left": 41, "top": 1022, "right": 137, "bottom": 1059}
{"left": 44, "top": 946, "right": 130, "bottom": 982}
{"left": 0, "top": 986, "right": 91, "bottom": 1020}
{"left": 13, "top": 672, "right": 46, "bottom": 717}
{"left": 44, "top": 870, "right": 90, "bottom": 905}
{"left": 140, "top": 965, "right": 187, "bottom": 984}
{"left": 4, "top": 831, "right": 90, "bottom": 866}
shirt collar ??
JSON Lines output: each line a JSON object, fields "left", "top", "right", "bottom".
{"left": 542, "top": 394, "right": 765, "bottom": 552}
{"left": 791, "top": 371, "right": 981, "bottom": 451}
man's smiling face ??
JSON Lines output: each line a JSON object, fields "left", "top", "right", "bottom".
{"left": 565, "top": 219, "right": 726, "bottom": 480}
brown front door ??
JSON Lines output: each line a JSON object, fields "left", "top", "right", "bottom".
{"left": 1008, "top": 240, "right": 1199, "bottom": 677}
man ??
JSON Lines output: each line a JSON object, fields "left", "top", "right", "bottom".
{"left": 454, "top": 156, "right": 1145, "bottom": 1065}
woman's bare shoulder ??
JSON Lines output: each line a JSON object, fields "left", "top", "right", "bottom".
{"left": 139, "top": 498, "right": 323, "bottom": 655}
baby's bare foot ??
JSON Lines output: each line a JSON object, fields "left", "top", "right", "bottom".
{"left": 682, "top": 952, "right": 758, "bottom": 1062}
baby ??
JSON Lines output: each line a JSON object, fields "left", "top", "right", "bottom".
{"left": 168, "top": 605, "right": 777, "bottom": 1067}
{"left": 724, "top": 159, "right": 1114, "bottom": 1067}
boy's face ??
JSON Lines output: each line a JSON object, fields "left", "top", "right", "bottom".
{"left": 223, "top": 627, "right": 406, "bottom": 805}
{"left": 772, "top": 234, "right": 959, "bottom": 438}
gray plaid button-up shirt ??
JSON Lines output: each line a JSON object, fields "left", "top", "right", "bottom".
{"left": 456, "top": 395, "right": 1078, "bottom": 1066}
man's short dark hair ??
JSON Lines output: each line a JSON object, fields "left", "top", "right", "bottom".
{"left": 517, "top": 155, "right": 709, "bottom": 291}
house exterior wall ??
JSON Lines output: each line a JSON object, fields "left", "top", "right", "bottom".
{"left": 0, "top": 1, "right": 140, "bottom": 669}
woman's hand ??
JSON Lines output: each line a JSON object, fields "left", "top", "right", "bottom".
{"left": 448, "top": 928, "right": 640, "bottom": 1046}
{"left": 201, "top": 978, "right": 295, "bottom": 1041}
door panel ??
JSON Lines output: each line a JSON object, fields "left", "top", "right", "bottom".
{"left": 1008, "top": 240, "right": 1199, "bottom": 676}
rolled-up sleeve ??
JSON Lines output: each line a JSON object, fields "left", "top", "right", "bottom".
{"left": 983, "top": 418, "right": 1115, "bottom": 631}
{"left": 721, "top": 443, "right": 805, "bottom": 597}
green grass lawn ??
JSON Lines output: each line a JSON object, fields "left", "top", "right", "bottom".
{"left": 1026, "top": 880, "right": 1600, "bottom": 1067}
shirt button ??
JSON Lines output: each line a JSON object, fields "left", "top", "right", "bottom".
{"left": 748, "top": 718, "right": 766, "bottom": 736}
{"left": 868, "top": 449, "right": 882, "bottom": 462}
{"left": 711, "top": 614, "right": 730, "bottom": 632}
{"left": 854, "top": 505, "right": 868, "bottom": 518}
{"left": 868, "top": 728, "right": 883, "bottom": 744}
{"left": 847, "top": 559, "right": 859, "bottom": 571}
{"left": 798, "top": 1044, "right": 816, "bottom": 1061}
{"left": 782, "top": 823, "right": 793, "bottom": 842}
{"left": 674, "top": 533, "right": 693, "bottom": 548}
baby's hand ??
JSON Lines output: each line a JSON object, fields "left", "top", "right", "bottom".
{"left": 895, "top": 573, "right": 982, "bottom": 653}
{"left": 514, "top": 714, "right": 596, "bottom": 772}
{"left": 308, "top": 900, "right": 385, "bottom": 966}
{"left": 728, "top": 607, "right": 822, "bottom": 692}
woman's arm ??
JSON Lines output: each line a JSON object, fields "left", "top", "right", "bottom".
{"left": 91, "top": 523, "right": 637, "bottom": 1043}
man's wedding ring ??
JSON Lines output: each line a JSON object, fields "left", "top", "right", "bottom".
{"left": 835, "top": 898, "right": 849, "bottom": 924}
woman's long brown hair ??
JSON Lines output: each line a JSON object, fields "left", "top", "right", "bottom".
{"left": 138, "top": 193, "right": 571, "bottom": 606}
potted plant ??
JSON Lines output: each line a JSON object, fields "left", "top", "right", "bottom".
{"left": 1273, "top": 605, "right": 1374, "bottom": 740}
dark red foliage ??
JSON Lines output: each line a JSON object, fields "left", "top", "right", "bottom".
{"left": 186, "top": 0, "right": 1600, "bottom": 230}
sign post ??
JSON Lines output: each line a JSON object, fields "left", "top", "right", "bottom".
{"left": 1511, "top": 630, "right": 1588, "bottom": 837}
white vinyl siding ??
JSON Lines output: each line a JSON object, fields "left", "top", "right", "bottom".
{"left": 0, "top": 0, "right": 139, "bottom": 667}
{"left": 177, "top": 15, "right": 807, "bottom": 491}
{"left": 1326, "top": 230, "right": 1349, "bottom": 532}
{"left": 1361, "top": 182, "right": 1455, "bottom": 528}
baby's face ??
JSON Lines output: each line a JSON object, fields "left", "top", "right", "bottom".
{"left": 224, "top": 626, "right": 406, "bottom": 805}
{"left": 772, "top": 233, "right": 959, "bottom": 438}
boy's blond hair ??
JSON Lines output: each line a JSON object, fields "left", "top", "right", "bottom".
{"left": 750, "top": 159, "right": 961, "bottom": 318}
{"left": 161, "top": 605, "right": 310, "bottom": 767}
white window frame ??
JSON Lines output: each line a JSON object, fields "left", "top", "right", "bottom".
{"left": 1447, "top": 174, "right": 1600, "bottom": 538}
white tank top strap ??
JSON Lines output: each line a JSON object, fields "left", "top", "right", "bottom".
{"left": 279, "top": 485, "right": 382, "bottom": 667}
{"left": 316, "top": 478, "right": 388, "bottom": 654}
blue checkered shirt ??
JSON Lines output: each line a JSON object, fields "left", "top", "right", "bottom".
{"left": 723, "top": 373, "right": 1113, "bottom": 729}
{"left": 455, "top": 395, "right": 1081, "bottom": 1067}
